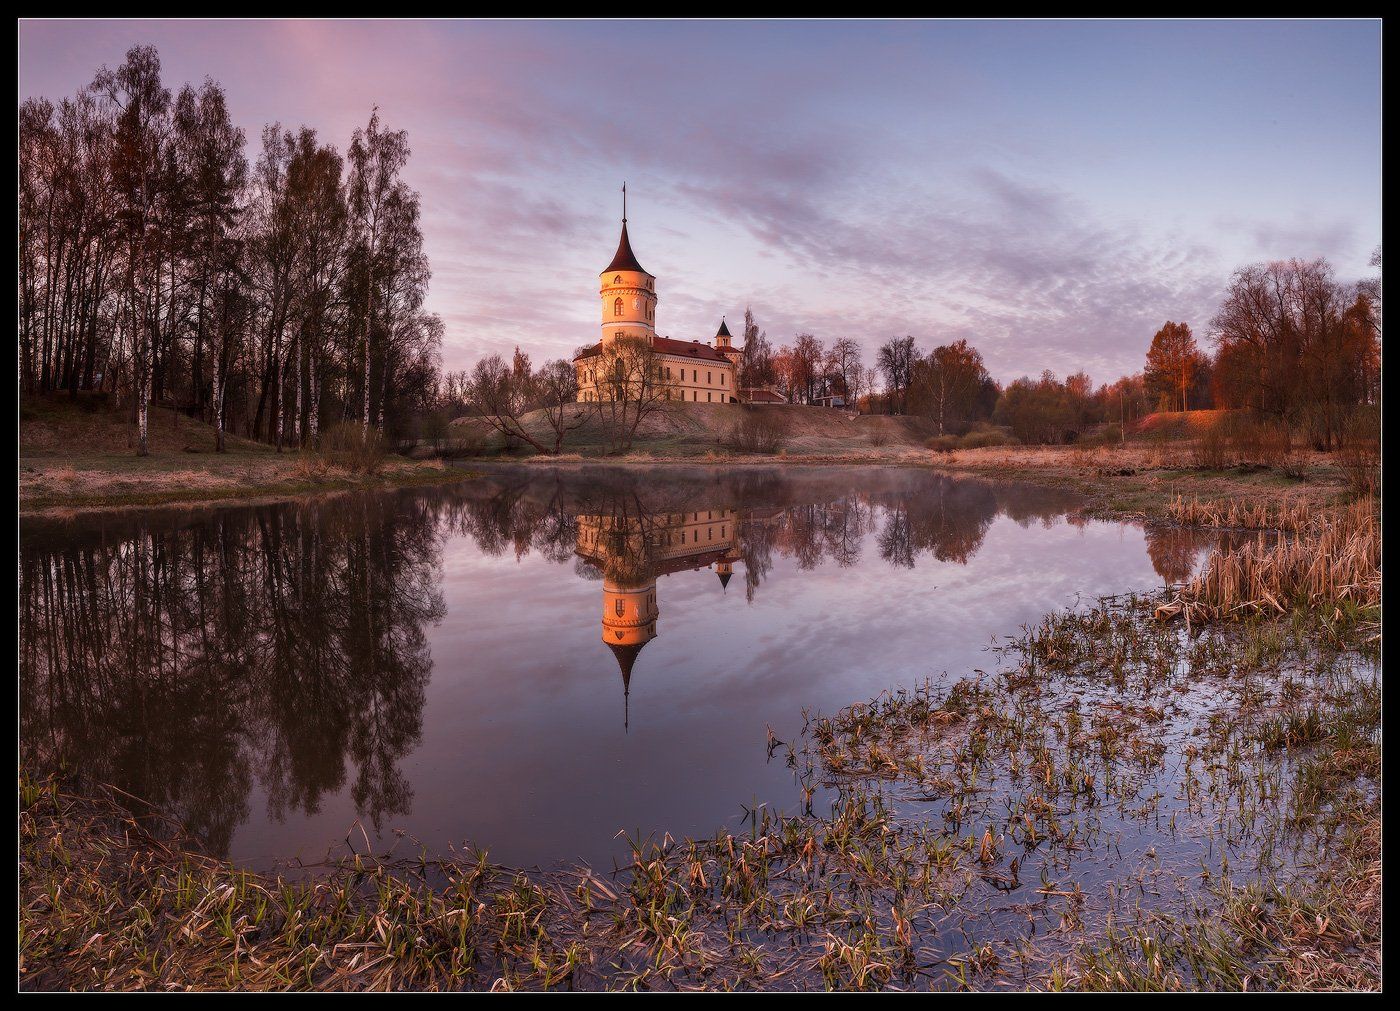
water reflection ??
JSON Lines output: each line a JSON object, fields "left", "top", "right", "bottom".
{"left": 20, "top": 466, "right": 1216, "bottom": 867}
{"left": 20, "top": 498, "right": 445, "bottom": 855}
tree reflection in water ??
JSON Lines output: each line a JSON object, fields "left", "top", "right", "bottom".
{"left": 20, "top": 496, "right": 445, "bottom": 857}
{"left": 20, "top": 466, "right": 1083, "bottom": 860}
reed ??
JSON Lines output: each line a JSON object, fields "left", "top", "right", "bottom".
{"left": 1157, "top": 499, "right": 1379, "bottom": 626}
{"left": 1167, "top": 493, "right": 1315, "bottom": 532}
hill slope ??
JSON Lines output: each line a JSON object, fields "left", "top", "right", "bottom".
{"left": 449, "top": 401, "right": 940, "bottom": 456}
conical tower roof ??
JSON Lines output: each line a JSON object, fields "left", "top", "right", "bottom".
{"left": 607, "top": 640, "right": 647, "bottom": 681}
{"left": 604, "top": 221, "right": 648, "bottom": 274}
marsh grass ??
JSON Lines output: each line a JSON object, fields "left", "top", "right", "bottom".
{"left": 1168, "top": 494, "right": 1315, "bottom": 531}
{"left": 1157, "top": 500, "right": 1378, "bottom": 630}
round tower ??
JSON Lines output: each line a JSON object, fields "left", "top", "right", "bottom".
{"left": 600, "top": 185, "right": 657, "bottom": 348}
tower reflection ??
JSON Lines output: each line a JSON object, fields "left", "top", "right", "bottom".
{"left": 576, "top": 506, "right": 739, "bottom": 728}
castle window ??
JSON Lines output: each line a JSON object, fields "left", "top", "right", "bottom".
{"left": 707, "top": 371, "right": 712, "bottom": 384}
{"left": 613, "top": 297, "right": 623, "bottom": 317}
{"left": 613, "top": 275, "right": 622, "bottom": 284}
{"left": 615, "top": 599, "right": 626, "bottom": 617}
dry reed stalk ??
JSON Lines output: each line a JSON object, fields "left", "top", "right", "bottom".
{"left": 1168, "top": 494, "right": 1314, "bottom": 532}
{"left": 1156, "top": 500, "right": 1379, "bottom": 624}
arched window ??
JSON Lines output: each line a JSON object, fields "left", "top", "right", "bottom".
{"left": 615, "top": 599, "right": 626, "bottom": 617}
{"left": 613, "top": 297, "right": 623, "bottom": 317}
{"left": 613, "top": 275, "right": 622, "bottom": 284}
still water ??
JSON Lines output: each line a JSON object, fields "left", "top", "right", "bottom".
{"left": 19, "top": 465, "right": 1223, "bottom": 871}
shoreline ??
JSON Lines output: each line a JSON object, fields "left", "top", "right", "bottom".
{"left": 21, "top": 427, "right": 1351, "bottom": 526}
{"left": 445, "top": 443, "right": 1351, "bottom": 523}
{"left": 18, "top": 457, "right": 477, "bottom": 519}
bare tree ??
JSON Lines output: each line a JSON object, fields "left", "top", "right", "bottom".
{"left": 789, "top": 333, "right": 824, "bottom": 404}
{"left": 909, "top": 339, "right": 992, "bottom": 434}
{"left": 346, "top": 109, "right": 410, "bottom": 434}
{"left": 1211, "top": 258, "right": 1379, "bottom": 448}
{"left": 92, "top": 46, "right": 176, "bottom": 455}
{"left": 596, "top": 336, "right": 668, "bottom": 453}
{"left": 825, "top": 337, "right": 863, "bottom": 405}
{"left": 286, "top": 129, "right": 347, "bottom": 449}
{"left": 536, "top": 358, "right": 592, "bottom": 453}
{"left": 465, "top": 351, "right": 552, "bottom": 455}
{"left": 20, "top": 45, "right": 442, "bottom": 454}
{"left": 876, "top": 336, "right": 917, "bottom": 415}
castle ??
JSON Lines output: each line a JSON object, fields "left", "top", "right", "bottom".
{"left": 574, "top": 200, "right": 742, "bottom": 404}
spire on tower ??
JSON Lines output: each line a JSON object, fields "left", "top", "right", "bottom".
{"left": 622, "top": 180, "right": 627, "bottom": 223}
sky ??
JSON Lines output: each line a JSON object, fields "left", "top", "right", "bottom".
{"left": 18, "top": 19, "right": 1382, "bottom": 385}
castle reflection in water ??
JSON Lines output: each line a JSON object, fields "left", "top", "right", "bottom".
{"left": 577, "top": 505, "right": 770, "bottom": 727}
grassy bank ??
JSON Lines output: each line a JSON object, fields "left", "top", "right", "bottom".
{"left": 19, "top": 492, "right": 1380, "bottom": 991}
{"left": 20, "top": 395, "right": 472, "bottom": 516}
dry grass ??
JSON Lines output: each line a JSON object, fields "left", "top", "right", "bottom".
{"left": 1168, "top": 494, "right": 1316, "bottom": 532}
{"left": 1156, "top": 500, "right": 1379, "bottom": 629}
{"left": 1132, "top": 409, "right": 1230, "bottom": 438}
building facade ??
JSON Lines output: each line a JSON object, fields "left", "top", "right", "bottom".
{"left": 574, "top": 215, "right": 742, "bottom": 403}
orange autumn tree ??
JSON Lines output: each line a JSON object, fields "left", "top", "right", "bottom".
{"left": 1144, "top": 321, "right": 1204, "bottom": 412}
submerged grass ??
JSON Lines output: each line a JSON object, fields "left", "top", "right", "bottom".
{"left": 19, "top": 498, "right": 1380, "bottom": 991}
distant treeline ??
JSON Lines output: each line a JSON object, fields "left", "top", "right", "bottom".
{"left": 728, "top": 254, "right": 1380, "bottom": 449}
{"left": 19, "top": 45, "right": 440, "bottom": 454}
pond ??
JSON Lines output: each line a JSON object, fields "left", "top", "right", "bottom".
{"left": 19, "top": 464, "right": 1227, "bottom": 872}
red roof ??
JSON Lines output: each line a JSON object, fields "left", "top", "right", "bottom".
{"left": 574, "top": 335, "right": 734, "bottom": 364}
{"left": 652, "top": 336, "right": 732, "bottom": 362}
{"left": 577, "top": 547, "right": 730, "bottom": 579}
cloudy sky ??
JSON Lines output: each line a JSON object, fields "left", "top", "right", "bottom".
{"left": 19, "top": 19, "right": 1381, "bottom": 384}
